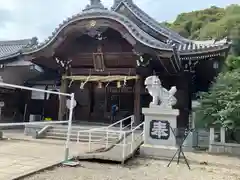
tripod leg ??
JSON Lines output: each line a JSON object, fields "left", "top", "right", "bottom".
{"left": 180, "top": 150, "right": 191, "bottom": 170}
{"left": 167, "top": 148, "right": 179, "bottom": 167}
{"left": 177, "top": 147, "right": 181, "bottom": 164}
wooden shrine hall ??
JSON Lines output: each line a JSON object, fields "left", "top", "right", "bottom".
{"left": 0, "top": 0, "right": 231, "bottom": 127}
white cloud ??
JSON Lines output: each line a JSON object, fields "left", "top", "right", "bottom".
{"left": 0, "top": 0, "right": 154, "bottom": 41}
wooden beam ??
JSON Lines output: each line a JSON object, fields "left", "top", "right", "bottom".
{"left": 58, "top": 74, "right": 68, "bottom": 121}
{"left": 62, "top": 75, "right": 138, "bottom": 82}
{"left": 134, "top": 75, "right": 141, "bottom": 125}
{"left": 70, "top": 68, "right": 136, "bottom": 76}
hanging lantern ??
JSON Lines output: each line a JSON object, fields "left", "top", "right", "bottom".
{"left": 97, "top": 82, "right": 103, "bottom": 89}
{"left": 213, "top": 60, "right": 219, "bottom": 69}
{"left": 117, "top": 81, "right": 121, "bottom": 88}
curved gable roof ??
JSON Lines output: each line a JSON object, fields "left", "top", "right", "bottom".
{"left": 21, "top": 8, "right": 174, "bottom": 55}
{"left": 112, "top": 0, "right": 191, "bottom": 44}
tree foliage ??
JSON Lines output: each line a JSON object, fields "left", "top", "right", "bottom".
{"left": 196, "top": 69, "right": 240, "bottom": 130}
{"left": 165, "top": 4, "right": 240, "bottom": 40}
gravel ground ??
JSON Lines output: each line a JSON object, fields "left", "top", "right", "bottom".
{"left": 23, "top": 158, "right": 240, "bottom": 180}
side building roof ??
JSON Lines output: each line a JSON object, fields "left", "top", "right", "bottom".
{"left": 0, "top": 38, "right": 38, "bottom": 61}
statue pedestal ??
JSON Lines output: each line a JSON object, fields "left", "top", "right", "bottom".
{"left": 142, "top": 106, "right": 179, "bottom": 147}
{"left": 140, "top": 106, "right": 179, "bottom": 159}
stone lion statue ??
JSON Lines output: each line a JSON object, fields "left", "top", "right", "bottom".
{"left": 144, "top": 75, "right": 177, "bottom": 109}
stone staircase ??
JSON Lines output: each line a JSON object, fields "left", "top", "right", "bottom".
{"left": 36, "top": 125, "right": 121, "bottom": 144}
{"left": 25, "top": 116, "right": 144, "bottom": 164}
{"left": 77, "top": 123, "right": 144, "bottom": 164}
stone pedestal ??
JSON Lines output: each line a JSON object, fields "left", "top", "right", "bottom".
{"left": 142, "top": 106, "right": 179, "bottom": 147}
{"left": 140, "top": 106, "right": 179, "bottom": 159}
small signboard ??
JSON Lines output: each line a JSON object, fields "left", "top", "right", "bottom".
{"left": 150, "top": 120, "right": 170, "bottom": 140}
{"left": 66, "top": 99, "right": 77, "bottom": 109}
{"left": 0, "top": 101, "right": 4, "bottom": 107}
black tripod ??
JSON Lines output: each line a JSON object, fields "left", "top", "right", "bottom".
{"left": 167, "top": 127, "right": 192, "bottom": 170}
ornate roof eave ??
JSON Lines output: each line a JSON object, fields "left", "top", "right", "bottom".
{"left": 112, "top": 0, "right": 191, "bottom": 44}
{"left": 179, "top": 43, "right": 231, "bottom": 56}
{"left": 21, "top": 9, "right": 174, "bottom": 56}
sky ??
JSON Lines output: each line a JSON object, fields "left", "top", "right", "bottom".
{"left": 0, "top": 0, "right": 238, "bottom": 42}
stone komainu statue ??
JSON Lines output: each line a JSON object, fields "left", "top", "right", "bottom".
{"left": 144, "top": 75, "right": 177, "bottom": 109}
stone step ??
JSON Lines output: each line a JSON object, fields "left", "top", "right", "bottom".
{"left": 48, "top": 129, "right": 120, "bottom": 136}
{"left": 50, "top": 124, "right": 131, "bottom": 130}
{"left": 51, "top": 126, "right": 123, "bottom": 132}
{"left": 44, "top": 134, "right": 118, "bottom": 143}
{"left": 46, "top": 131, "right": 119, "bottom": 139}
{"left": 40, "top": 124, "right": 128, "bottom": 146}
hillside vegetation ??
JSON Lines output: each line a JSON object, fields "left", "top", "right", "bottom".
{"left": 162, "top": 4, "right": 240, "bottom": 41}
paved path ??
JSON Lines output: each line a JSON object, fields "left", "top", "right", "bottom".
{"left": 24, "top": 157, "right": 240, "bottom": 180}
{"left": 0, "top": 132, "right": 100, "bottom": 180}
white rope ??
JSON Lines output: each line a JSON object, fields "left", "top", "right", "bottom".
{"left": 0, "top": 82, "right": 71, "bottom": 97}
{"left": 0, "top": 120, "right": 68, "bottom": 127}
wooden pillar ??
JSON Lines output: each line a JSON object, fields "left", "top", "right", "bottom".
{"left": 41, "top": 85, "right": 48, "bottom": 120}
{"left": 176, "top": 72, "right": 192, "bottom": 128}
{"left": 134, "top": 76, "right": 141, "bottom": 125}
{"left": 23, "top": 89, "right": 32, "bottom": 122}
{"left": 58, "top": 77, "right": 68, "bottom": 121}
{"left": 187, "top": 72, "right": 193, "bottom": 129}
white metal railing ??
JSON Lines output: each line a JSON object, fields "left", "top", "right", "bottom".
{"left": 77, "top": 115, "right": 144, "bottom": 162}
{"left": 0, "top": 121, "right": 68, "bottom": 127}
{"left": 0, "top": 81, "right": 75, "bottom": 162}
{"left": 77, "top": 115, "right": 134, "bottom": 145}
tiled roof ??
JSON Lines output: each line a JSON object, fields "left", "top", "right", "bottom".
{"left": 178, "top": 38, "right": 230, "bottom": 54}
{"left": 0, "top": 38, "right": 38, "bottom": 61}
{"left": 21, "top": 9, "right": 173, "bottom": 55}
{"left": 112, "top": 0, "right": 190, "bottom": 44}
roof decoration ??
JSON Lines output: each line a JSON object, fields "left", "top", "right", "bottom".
{"left": 83, "top": 0, "right": 106, "bottom": 11}
{"left": 112, "top": 0, "right": 132, "bottom": 9}
{"left": 0, "top": 38, "right": 38, "bottom": 61}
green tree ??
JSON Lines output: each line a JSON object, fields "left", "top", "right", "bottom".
{"left": 195, "top": 69, "right": 240, "bottom": 130}
{"left": 165, "top": 4, "right": 240, "bottom": 40}
{"left": 226, "top": 26, "right": 240, "bottom": 70}
{"left": 231, "top": 26, "right": 240, "bottom": 56}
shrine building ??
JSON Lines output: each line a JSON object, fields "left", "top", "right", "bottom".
{"left": 0, "top": 0, "right": 231, "bottom": 127}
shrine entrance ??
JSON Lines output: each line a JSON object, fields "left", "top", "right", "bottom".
{"left": 67, "top": 76, "right": 138, "bottom": 123}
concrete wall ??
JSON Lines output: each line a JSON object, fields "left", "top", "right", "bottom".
{"left": 210, "top": 142, "right": 240, "bottom": 155}
{"left": 209, "top": 127, "right": 240, "bottom": 156}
